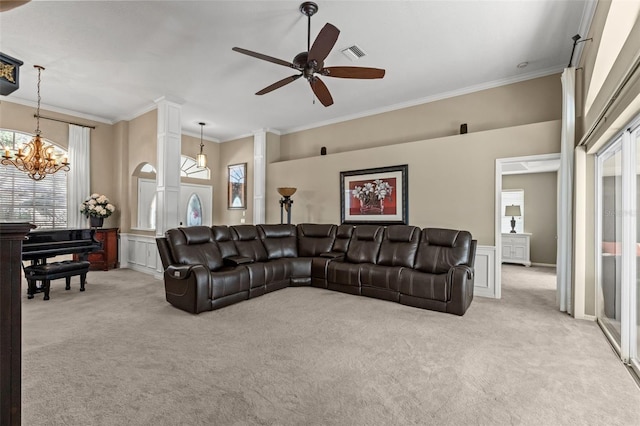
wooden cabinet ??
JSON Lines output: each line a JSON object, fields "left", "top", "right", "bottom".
{"left": 75, "top": 228, "right": 118, "bottom": 271}
{"left": 502, "top": 233, "right": 531, "bottom": 267}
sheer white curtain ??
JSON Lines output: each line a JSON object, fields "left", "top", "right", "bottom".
{"left": 557, "top": 68, "right": 575, "bottom": 314}
{"left": 67, "top": 124, "right": 91, "bottom": 228}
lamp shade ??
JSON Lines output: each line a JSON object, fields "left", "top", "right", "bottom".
{"left": 277, "top": 187, "right": 297, "bottom": 197}
{"left": 505, "top": 205, "right": 521, "bottom": 217}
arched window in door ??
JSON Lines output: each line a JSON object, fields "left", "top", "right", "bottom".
{"left": 186, "top": 193, "right": 203, "bottom": 226}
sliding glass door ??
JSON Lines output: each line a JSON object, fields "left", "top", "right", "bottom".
{"left": 597, "top": 119, "right": 640, "bottom": 377}
{"left": 598, "top": 141, "right": 623, "bottom": 346}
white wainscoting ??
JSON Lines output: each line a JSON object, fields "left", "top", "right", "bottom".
{"left": 474, "top": 245, "right": 497, "bottom": 298}
{"left": 119, "top": 233, "right": 162, "bottom": 279}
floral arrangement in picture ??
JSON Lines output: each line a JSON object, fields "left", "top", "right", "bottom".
{"left": 351, "top": 179, "right": 393, "bottom": 214}
{"left": 80, "top": 193, "right": 116, "bottom": 218}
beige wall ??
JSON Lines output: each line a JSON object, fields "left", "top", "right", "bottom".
{"left": 216, "top": 136, "right": 253, "bottom": 225}
{"left": 267, "top": 120, "right": 561, "bottom": 245}
{"left": 503, "top": 172, "right": 558, "bottom": 264}
{"left": 279, "top": 74, "right": 562, "bottom": 161}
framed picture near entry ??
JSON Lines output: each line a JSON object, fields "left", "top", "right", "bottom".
{"left": 340, "top": 164, "right": 408, "bottom": 225}
{"left": 227, "top": 163, "right": 247, "bottom": 209}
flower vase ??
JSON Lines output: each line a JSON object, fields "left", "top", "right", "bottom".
{"left": 90, "top": 216, "right": 104, "bottom": 228}
{"left": 360, "top": 199, "right": 383, "bottom": 215}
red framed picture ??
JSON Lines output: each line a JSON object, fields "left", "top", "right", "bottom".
{"left": 340, "top": 164, "right": 408, "bottom": 225}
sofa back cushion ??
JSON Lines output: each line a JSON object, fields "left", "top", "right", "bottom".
{"left": 165, "top": 226, "right": 224, "bottom": 271}
{"left": 297, "top": 223, "right": 336, "bottom": 257}
{"left": 345, "top": 225, "right": 384, "bottom": 264}
{"left": 332, "top": 224, "right": 354, "bottom": 253}
{"left": 414, "top": 228, "right": 473, "bottom": 274}
{"left": 211, "top": 225, "right": 238, "bottom": 259}
{"left": 230, "top": 225, "right": 268, "bottom": 262}
{"left": 258, "top": 224, "right": 298, "bottom": 259}
{"left": 377, "top": 225, "right": 420, "bottom": 268}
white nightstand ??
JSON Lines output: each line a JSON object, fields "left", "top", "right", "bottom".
{"left": 501, "top": 233, "right": 531, "bottom": 267}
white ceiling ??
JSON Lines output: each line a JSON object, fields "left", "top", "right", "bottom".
{"left": 0, "top": 0, "right": 595, "bottom": 142}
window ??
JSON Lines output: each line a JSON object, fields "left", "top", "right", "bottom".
{"left": 181, "top": 156, "right": 210, "bottom": 179}
{"left": 0, "top": 129, "right": 68, "bottom": 229}
{"left": 501, "top": 190, "right": 524, "bottom": 233}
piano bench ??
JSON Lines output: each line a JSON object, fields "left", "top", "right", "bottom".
{"left": 24, "top": 260, "right": 91, "bottom": 300}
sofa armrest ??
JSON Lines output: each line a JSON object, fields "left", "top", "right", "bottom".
{"left": 446, "top": 265, "right": 475, "bottom": 316}
{"left": 164, "top": 264, "right": 211, "bottom": 314}
{"left": 223, "top": 256, "right": 254, "bottom": 267}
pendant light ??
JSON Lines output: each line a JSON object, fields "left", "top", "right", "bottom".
{"left": 196, "top": 122, "right": 207, "bottom": 168}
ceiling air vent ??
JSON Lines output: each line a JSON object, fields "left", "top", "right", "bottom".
{"left": 341, "top": 45, "right": 366, "bottom": 61}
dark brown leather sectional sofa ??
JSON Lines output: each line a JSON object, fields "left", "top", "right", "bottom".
{"left": 156, "top": 223, "right": 477, "bottom": 316}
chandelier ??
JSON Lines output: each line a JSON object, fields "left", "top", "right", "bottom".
{"left": 1, "top": 65, "right": 70, "bottom": 181}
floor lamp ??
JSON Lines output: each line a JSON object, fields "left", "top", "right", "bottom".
{"left": 278, "top": 187, "right": 297, "bottom": 224}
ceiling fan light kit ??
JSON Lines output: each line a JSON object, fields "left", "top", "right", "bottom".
{"left": 232, "top": 1, "right": 385, "bottom": 107}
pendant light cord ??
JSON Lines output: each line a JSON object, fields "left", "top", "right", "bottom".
{"left": 34, "top": 65, "right": 44, "bottom": 136}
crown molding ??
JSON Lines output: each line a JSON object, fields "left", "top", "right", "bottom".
{"left": 182, "top": 129, "right": 220, "bottom": 143}
{"left": 279, "top": 66, "right": 565, "bottom": 136}
{"left": 0, "top": 96, "right": 114, "bottom": 125}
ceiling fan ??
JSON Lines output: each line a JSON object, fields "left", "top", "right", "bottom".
{"left": 232, "top": 1, "right": 385, "bottom": 107}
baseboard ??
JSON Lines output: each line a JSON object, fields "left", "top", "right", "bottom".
{"left": 575, "top": 314, "right": 597, "bottom": 321}
{"left": 531, "top": 262, "right": 557, "bottom": 268}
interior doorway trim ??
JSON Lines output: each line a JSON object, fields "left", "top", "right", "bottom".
{"left": 495, "top": 153, "right": 561, "bottom": 299}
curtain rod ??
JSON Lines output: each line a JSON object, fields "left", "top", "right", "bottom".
{"left": 33, "top": 114, "right": 96, "bottom": 129}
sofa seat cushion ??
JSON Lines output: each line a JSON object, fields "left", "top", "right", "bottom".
{"left": 242, "top": 263, "right": 267, "bottom": 289}
{"left": 326, "top": 261, "right": 360, "bottom": 288}
{"left": 287, "top": 257, "right": 312, "bottom": 278}
{"left": 360, "top": 264, "right": 403, "bottom": 292}
{"left": 210, "top": 268, "right": 250, "bottom": 299}
{"left": 264, "top": 258, "right": 292, "bottom": 284}
{"left": 398, "top": 268, "right": 448, "bottom": 302}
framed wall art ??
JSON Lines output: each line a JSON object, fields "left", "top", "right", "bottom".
{"left": 227, "top": 163, "right": 247, "bottom": 209}
{"left": 340, "top": 164, "right": 408, "bottom": 225}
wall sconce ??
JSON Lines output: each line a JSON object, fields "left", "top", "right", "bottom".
{"left": 505, "top": 204, "right": 521, "bottom": 233}
{"left": 278, "top": 187, "right": 297, "bottom": 224}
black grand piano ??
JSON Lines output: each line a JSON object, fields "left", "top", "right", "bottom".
{"left": 22, "top": 228, "right": 102, "bottom": 264}
{"left": 22, "top": 228, "right": 102, "bottom": 299}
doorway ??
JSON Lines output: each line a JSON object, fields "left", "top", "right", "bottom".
{"left": 495, "top": 153, "right": 560, "bottom": 299}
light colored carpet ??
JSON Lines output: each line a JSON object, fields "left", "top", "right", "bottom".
{"left": 21, "top": 264, "right": 640, "bottom": 425}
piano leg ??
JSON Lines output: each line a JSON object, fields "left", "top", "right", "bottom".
{"left": 43, "top": 280, "right": 50, "bottom": 301}
{"left": 27, "top": 279, "right": 35, "bottom": 299}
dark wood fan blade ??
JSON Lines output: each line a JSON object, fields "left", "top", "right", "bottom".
{"left": 232, "top": 47, "right": 299, "bottom": 69}
{"left": 310, "top": 77, "right": 333, "bottom": 107}
{"left": 308, "top": 23, "right": 340, "bottom": 64}
{"left": 256, "top": 74, "right": 303, "bottom": 95}
{"left": 322, "top": 66, "right": 386, "bottom": 79}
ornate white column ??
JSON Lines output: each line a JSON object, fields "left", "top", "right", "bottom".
{"left": 253, "top": 129, "right": 266, "bottom": 224}
{"left": 155, "top": 96, "right": 182, "bottom": 237}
